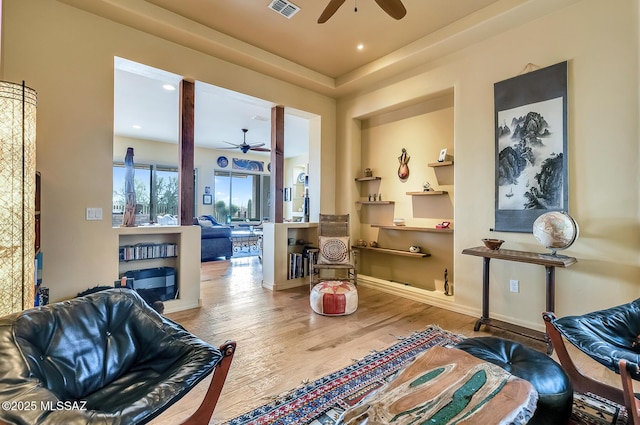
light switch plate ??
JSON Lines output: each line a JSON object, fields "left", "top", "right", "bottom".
{"left": 86, "top": 207, "right": 103, "bottom": 220}
{"left": 509, "top": 279, "right": 519, "bottom": 293}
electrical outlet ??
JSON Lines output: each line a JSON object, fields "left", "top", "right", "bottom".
{"left": 509, "top": 279, "right": 519, "bottom": 293}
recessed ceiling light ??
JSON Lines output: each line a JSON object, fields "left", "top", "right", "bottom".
{"left": 162, "top": 84, "right": 176, "bottom": 91}
{"left": 132, "top": 125, "right": 142, "bottom": 129}
{"left": 357, "top": 43, "right": 364, "bottom": 51}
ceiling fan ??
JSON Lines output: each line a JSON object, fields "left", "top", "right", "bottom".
{"left": 220, "top": 129, "right": 270, "bottom": 154}
{"left": 318, "top": 0, "right": 406, "bottom": 23}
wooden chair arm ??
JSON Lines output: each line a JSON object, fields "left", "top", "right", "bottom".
{"left": 180, "top": 341, "right": 237, "bottom": 425}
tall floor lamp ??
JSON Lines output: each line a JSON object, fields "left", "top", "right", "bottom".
{"left": 0, "top": 81, "right": 37, "bottom": 316}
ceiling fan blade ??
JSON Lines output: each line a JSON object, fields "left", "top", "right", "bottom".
{"left": 250, "top": 147, "right": 271, "bottom": 152}
{"left": 222, "top": 141, "right": 241, "bottom": 147}
{"left": 318, "top": 0, "right": 345, "bottom": 23}
{"left": 374, "top": 0, "right": 406, "bottom": 20}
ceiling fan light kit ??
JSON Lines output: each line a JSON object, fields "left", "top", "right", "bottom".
{"left": 318, "top": 0, "right": 406, "bottom": 23}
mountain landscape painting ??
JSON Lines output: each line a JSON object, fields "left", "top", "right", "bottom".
{"left": 497, "top": 97, "right": 564, "bottom": 210}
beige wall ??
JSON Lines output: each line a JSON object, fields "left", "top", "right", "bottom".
{"left": 1, "top": 0, "right": 638, "bottom": 329}
{"left": 1, "top": 0, "right": 336, "bottom": 302}
{"left": 338, "top": 0, "right": 639, "bottom": 330}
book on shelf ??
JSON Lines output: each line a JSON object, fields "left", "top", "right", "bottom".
{"left": 119, "top": 242, "right": 178, "bottom": 261}
{"left": 287, "top": 247, "right": 317, "bottom": 280}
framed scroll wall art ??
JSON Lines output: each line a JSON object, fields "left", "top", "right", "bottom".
{"left": 494, "top": 61, "right": 568, "bottom": 233}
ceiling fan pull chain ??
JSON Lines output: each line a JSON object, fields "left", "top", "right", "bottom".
{"left": 354, "top": 0, "right": 358, "bottom": 13}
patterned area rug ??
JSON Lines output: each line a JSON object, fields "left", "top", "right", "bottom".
{"left": 223, "top": 326, "right": 628, "bottom": 425}
{"left": 570, "top": 393, "right": 627, "bottom": 425}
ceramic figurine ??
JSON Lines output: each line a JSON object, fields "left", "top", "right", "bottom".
{"left": 398, "top": 148, "right": 410, "bottom": 181}
{"left": 444, "top": 268, "right": 452, "bottom": 296}
{"left": 423, "top": 181, "right": 432, "bottom": 191}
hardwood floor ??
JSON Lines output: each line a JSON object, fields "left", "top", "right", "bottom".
{"left": 150, "top": 257, "right": 627, "bottom": 424}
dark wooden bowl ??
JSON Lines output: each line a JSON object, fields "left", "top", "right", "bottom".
{"left": 482, "top": 238, "right": 504, "bottom": 250}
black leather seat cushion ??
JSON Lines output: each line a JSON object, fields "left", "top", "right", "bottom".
{"left": 552, "top": 298, "right": 640, "bottom": 378}
{"left": 455, "top": 337, "right": 573, "bottom": 425}
{"left": 0, "top": 288, "right": 223, "bottom": 425}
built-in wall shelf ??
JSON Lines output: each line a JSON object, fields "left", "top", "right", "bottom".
{"left": 372, "top": 225, "right": 453, "bottom": 233}
{"left": 428, "top": 161, "right": 454, "bottom": 167}
{"left": 355, "top": 176, "right": 382, "bottom": 182}
{"left": 352, "top": 246, "right": 431, "bottom": 258}
{"left": 406, "top": 191, "right": 448, "bottom": 196}
{"left": 356, "top": 201, "right": 395, "bottom": 205}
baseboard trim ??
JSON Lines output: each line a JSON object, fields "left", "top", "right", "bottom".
{"left": 358, "top": 275, "right": 545, "bottom": 333}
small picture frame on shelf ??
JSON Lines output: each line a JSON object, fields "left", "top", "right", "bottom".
{"left": 438, "top": 148, "right": 448, "bottom": 162}
{"left": 202, "top": 194, "right": 213, "bottom": 205}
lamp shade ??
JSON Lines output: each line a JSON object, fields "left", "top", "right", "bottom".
{"left": 0, "top": 81, "right": 37, "bottom": 315}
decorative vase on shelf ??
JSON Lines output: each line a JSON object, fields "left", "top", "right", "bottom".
{"left": 121, "top": 147, "right": 136, "bottom": 227}
{"left": 397, "top": 148, "right": 410, "bottom": 181}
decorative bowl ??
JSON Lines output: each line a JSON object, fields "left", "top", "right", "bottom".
{"left": 393, "top": 218, "right": 406, "bottom": 226}
{"left": 482, "top": 238, "right": 504, "bottom": 250}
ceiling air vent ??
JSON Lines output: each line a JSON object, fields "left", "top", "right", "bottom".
{"left": 268, "top": 0, "right": 300, "bottom": 19}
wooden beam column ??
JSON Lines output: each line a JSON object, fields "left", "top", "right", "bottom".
{"left": 270, "top": 105, "right": 285, "bottom": 223}
{"left": 179, "top": 79, "right": 195, "bottom": 225}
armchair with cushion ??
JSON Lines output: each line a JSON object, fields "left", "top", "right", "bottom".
{"left": 544, "top": 299, "right": 640, "bottom": 424}
{"left": 0, "top": 288, "right": 235, "bottom": 425}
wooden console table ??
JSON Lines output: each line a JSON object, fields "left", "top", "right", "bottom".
{"left": 462, "top": 246, "right": 577, "bottom": 354}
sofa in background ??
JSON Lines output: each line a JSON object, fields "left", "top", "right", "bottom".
{"left": 0, "top": 288, "right": 236, "bottom": 425}
{"left": 195, "top": 215, "right": 233, "bottom": 261}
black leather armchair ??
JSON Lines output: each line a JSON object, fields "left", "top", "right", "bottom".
{"left": 0, "top": 288, "right": 235, "bottom": 425}
{"left": 544, "top": 299, "right": 640, "bottom": 425}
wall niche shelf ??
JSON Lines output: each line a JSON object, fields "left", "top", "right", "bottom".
{"left": 352, "top": 246, "right": 431, "bottom": 258}
{"left": 372, "top": 225, "right": 453, "bottom": 234}
{"left": 428, "top": 161, "right": 454, "bottom": 167}
{"left": 406, "top": 191, "right": 448, "bottom": 196}
{"left": 357, "top": 201, "right": 395, "bottom": 205}
{"left": 355, "top": 176, "right": 382, "bottom": 182}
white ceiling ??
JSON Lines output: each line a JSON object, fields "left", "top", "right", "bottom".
{"left": 78, "top": 0, "right": 579, "bottom": 156}
{"left": 114, "top": 57, "right": 312, "bottom": 158}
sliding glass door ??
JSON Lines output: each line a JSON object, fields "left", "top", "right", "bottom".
{"left": 214, "top": 171, "right": 269, "bottom": 223}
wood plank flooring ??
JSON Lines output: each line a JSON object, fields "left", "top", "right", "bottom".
{"left": 150, "top": 257, "right": 628, "bottom": 424}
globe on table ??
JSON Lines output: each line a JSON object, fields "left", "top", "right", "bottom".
{"left": 532, "top": 211, "right": 579, "bottom": 256}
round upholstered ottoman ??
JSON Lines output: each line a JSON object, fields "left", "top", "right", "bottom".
{"left": 455, "top": 337, "right": 573, "bottom": 425}
{"left": 310, "top": 281, "right": 358, "bottom": 316}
